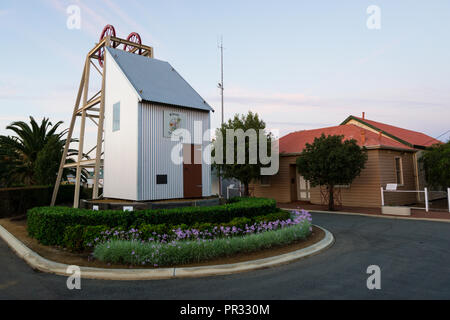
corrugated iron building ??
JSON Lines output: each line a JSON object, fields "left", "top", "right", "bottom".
{"left": 103, "top": 48, "right": 213, "bottom": 201}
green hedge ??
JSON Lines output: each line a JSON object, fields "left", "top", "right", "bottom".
{"left": 0, "top": 185, "right": 90, "bottom": 218}
{"left": 27, "top": 198, "right": 277, "bottom": 246}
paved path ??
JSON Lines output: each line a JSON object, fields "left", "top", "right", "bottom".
{"left": 1, "top": 213, "right": 450, "bottom": 300}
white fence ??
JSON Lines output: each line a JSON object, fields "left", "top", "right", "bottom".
{"left": 227, "top": 184, "right": 242, "bottom": 199}
{"left": 381, "top": 185, "right": 450, "bottom": 213}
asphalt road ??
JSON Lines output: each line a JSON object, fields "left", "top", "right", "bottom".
{"left": 1, "top": 213, "right": 450, "bottom": 300}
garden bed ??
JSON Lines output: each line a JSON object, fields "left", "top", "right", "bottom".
{"left": 0, "top": 218, "right": 323, "bottom": 269}
{"left": 0, "top": 197, "right": 321, "bottom": 269}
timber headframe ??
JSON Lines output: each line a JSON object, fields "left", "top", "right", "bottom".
{"left": 51, "top": 25, "right": 154, "bottom": 208}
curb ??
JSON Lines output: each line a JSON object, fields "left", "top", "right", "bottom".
{"left": 283, "top": 208, "right": 450, "bottom": 224}
{"left": 0, "top": 225, "right": 334, "bottom": 281}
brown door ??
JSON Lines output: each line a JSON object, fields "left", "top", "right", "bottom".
{"left": 183, "top": 144, "right": 203, "bottom": 198}
{"left": 290, "top": 165, "right": 298, "bottom": 202}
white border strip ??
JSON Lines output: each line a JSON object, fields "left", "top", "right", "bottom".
{"left": 0, "top": 224, "right": 333, "bottom": 281}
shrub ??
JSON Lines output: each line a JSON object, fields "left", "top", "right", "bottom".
{"left": 93, "top": 218, "right": 312, "bottom": 267}
{"left": 0, "top": 185, "right": 90, "bottom": 218}
{"left": 63, "top": 225, "right": 109, "bottom": 252}
{"left": 253, "top": 211, "right": 291, "bottom": 223}
{"left": 28, "top": 197, "right": 277, "bottom": 246}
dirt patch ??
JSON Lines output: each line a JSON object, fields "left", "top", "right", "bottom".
{"left": 0, "top": 218, "right": 324, "bottom": 269}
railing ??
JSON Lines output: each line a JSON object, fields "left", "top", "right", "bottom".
{"left": 381, "top": 186, "right": 450, "bottom": 213}
{"left": 227, "top": 184, "right": 242, "bottom": 199}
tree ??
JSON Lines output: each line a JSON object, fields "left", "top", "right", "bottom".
{"left": 296, "top": 134, "right": 368, "bottom": 211}
{"left": 213, "top": 111, "right": 272, "bottom": 196}
{"left": 0, "top": 117, "right": 80, "bottom": 187}
{"left": 421, "top": 141, "right": 450, "bottom": 188}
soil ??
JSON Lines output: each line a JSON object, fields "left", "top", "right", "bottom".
{"left": 0, "top": 218, "right": 324, "bottom": 269}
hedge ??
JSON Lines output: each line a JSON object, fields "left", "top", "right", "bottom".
{"left": 0, "top": 185, "right": 90, "bottom": 218}
{"left": 27, "top": 197, "right": 277, "bottom": 246}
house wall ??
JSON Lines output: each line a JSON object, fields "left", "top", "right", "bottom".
{"left": 308, "top": 149, "right": 382, "bottom": 207}
{"left": 250, "top": 156, "right": 297, "bottom": 203}
{"left": 251, "top": 149, "right": 418, "bottom": 208}
{"left": 138, "top": 102, "right": 211, "bottom": 201}
{"left": 377, "top": 149, "right": 417, "bottom": 206}
{"left": 103, "top": 50, "right": 141, "bottom": 200}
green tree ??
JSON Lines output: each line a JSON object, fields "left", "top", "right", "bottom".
{"left": 296, "top": 134, "right": 368, "bottom": 211}
{"left": 0, "top": 117, "right": 79, "bottom": 187}
{"left": 213, "top": 111, "right": 273, "bottom": 196}
{"left": 421, "top": 141, "right": 450, "bottom": 188}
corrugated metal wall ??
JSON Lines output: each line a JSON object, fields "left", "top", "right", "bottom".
{"left": 138, "top": 102, "right": 212, "bottom": 201}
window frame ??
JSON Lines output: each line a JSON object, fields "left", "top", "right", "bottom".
{"left": 394, "top": 156, "right": 404, "bottom": 186}
{"left": 112, "top": 102, "right": 121, "bottom": 132}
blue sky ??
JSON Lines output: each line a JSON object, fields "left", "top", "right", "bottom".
{"left": 0, "top": 0, "right": 449, "bottom": 145}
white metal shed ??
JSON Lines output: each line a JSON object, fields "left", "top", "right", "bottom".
{"left": 103, "top": 48, "right": 213, "bottom": 201}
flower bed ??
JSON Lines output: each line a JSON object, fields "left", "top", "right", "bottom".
{"left": 63, "top": 211, "right": 291, "bottom": 251}
{"left": 27, "top": 197, "right": 277, "bottom": 246}
{"left": 93, "top": 210, "right": 312, "bottom": 267}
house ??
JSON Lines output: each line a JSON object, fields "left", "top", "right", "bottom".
{"left": 103, "top": 47, "right": 213, "bottom": 201}
{"left": 250, "top": 114, "right": 441, "bottom": 208}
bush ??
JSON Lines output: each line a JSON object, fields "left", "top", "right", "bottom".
{"left": 253, "top": 211, "right": 291, "bottom": 223}
{"left": 28, "top": 198, "right": 277, "bottom": 246}
{"left": 63, "top": 225, "right": 109, "bottom": 252}
{"left": 93, "top": 220, "right": 312, "bottom": 267}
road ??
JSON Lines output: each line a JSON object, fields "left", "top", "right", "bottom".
{"left": 1, "top": 212, "right": 450, "bottom": 300}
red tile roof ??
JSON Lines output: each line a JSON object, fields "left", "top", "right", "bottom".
{"left": 279, "top": 124, "right": 413, "bottom": 154}
{"left": 342, "top": 116, "right": 442, "bottom": 148}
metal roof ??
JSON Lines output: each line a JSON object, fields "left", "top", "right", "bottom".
{"left": 106, "top": 47, "right": 213, "bottom": 112}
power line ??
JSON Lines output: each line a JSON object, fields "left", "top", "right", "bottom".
{"left": 424, "top": 129, "right": 450, "bottom": 145}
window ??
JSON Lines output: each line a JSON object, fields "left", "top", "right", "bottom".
{"left": 260, "top": 176, "right": 271, "bottom": 186}
{"left": 395, "top": 157, "right": 403, "bottom": 185}
{"left": 113, "top": 102, "right": 120, "bottom": 132}
{"left": 156, "top": 175, "right": 168, "bottom": 185}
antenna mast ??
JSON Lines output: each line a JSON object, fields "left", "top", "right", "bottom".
{"left": 217, "top": 36, "right": 225, "bottom": 198}
{"left": 219, "top": 36, "right": 224, "bottom": 124}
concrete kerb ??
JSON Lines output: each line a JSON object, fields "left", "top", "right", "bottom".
{"left": 0, "top": 224, "right": 334, "bottom": 281}
{"left": 286, "top": 208, "right": 450, "bottom": 223}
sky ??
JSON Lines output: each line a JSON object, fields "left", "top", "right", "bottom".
{"left": 0, "top": 0, "right": 449, "bottom": 149}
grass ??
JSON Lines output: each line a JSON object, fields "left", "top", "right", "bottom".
{"left": 93, "top": 217, "right": 312, "bottom": 267}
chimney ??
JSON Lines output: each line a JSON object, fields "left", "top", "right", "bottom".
{"left": 361, "top": 129, "right": 366, "bottom": 145}
{"left": 362, "top": 112, "right": 365, "bottom": 120}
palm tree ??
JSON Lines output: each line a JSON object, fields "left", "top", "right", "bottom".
{"left": 0, "top": 117, "right": 82, "bottom": 187}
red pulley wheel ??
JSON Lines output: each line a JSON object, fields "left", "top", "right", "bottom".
{"left": 97, "top": 24, "right": 118, "bottom": 68}
{"left": 124, "top": 32, "right": 142, "bottom": 55}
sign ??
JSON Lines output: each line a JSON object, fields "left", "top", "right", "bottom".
{"left": 164, "top": 111, "right": 186, "bottom": 138}
{"left": 386, "top": 184, "right": 398, "bottom": 191}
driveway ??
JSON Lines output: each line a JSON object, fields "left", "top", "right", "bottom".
{"left": 1, "top": 213, "right": 450, "bottom": 300}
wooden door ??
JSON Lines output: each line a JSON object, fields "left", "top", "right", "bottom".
{"left": 183, "top": 144, "right": 203, "bottom": 198}
{"left": 290, "top": 165, "right": 298, "bottom": 202}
